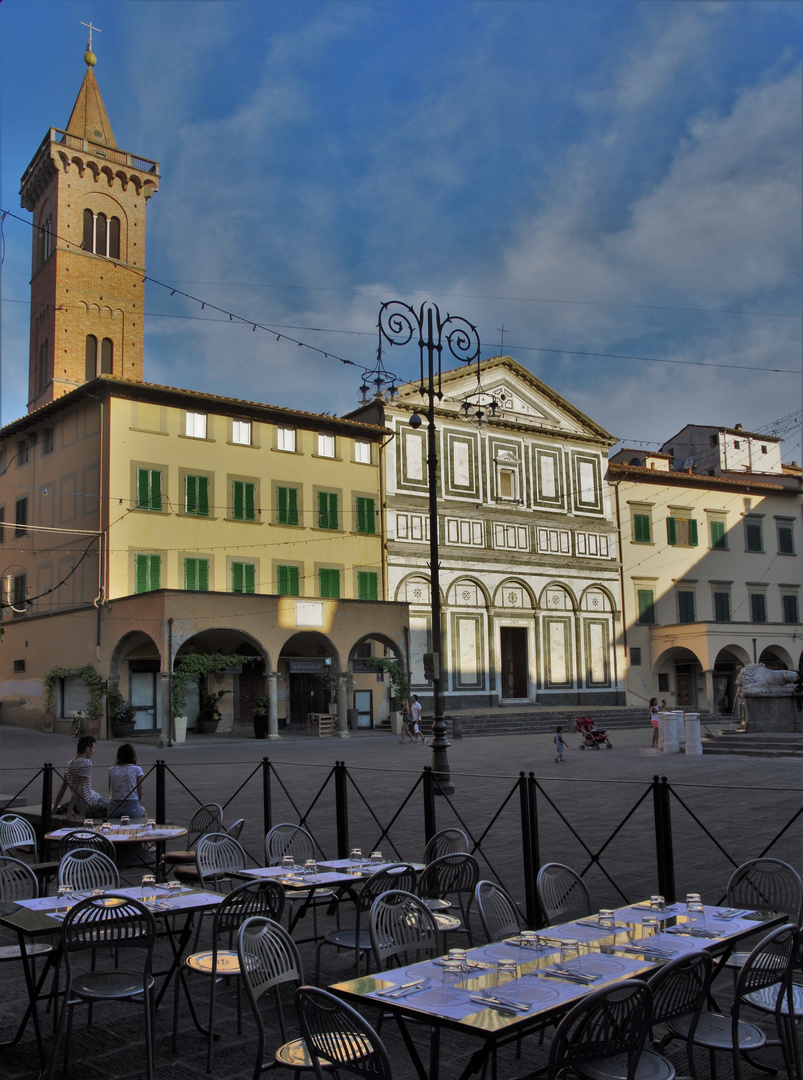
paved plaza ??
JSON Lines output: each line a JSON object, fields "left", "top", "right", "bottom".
{"left": 1, "top": 722, "right": 801, "bottom": 1079}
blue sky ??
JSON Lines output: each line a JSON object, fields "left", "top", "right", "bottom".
{"left": 1, "top": 0, "right": 801, "bottom": 459}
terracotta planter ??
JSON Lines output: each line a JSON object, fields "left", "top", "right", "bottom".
{"left": 196, "top": 716, "right": 220, "bottom": 735}
{"left": 111, "top": 720, "right": 136, "bottom": 740}
{"left": 42, "top": 712, "right": 55, "bottom": 733}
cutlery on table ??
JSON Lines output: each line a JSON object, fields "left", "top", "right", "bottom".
{"left": 619, "top": 944, "right": 675, "bottom": 959}
{"left": 400, "top": 979, "right": 432, "bottom": 998}
{"left": 478, "top": 991, "right": 530, "bottom": 1012}
{"left": 469, "top": 995, "right": 520, "bottom": 1014}
{"left": 376, "top": 977, "right": 427, "bottom": 997}
{"left": 536, "top": 968, "right": 598, "bottom": 985}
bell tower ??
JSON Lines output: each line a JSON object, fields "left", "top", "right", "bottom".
{"left": 20, "top": 38, "right": 159, "bottom": 413}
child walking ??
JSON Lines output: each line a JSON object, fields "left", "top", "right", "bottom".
{"left": 554, "top": 726, "right": 565, "bottom": 763}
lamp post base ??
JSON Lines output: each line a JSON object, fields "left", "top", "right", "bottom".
{"left": 429, "top": 716, "right": 454, "bottom": 796}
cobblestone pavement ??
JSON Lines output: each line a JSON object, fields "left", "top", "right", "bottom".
{"left": 1, "top": 722, "right": 800, "bottom": 1079}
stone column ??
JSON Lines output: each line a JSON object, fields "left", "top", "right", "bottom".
{"left": 703, "top": 669, "right": 716, "bottom": 716}
{"left": 267, "top": 672, "right": 281, "bottom": 741}
{"left": 337, "top": 672, "right": 350, "bottom": 739}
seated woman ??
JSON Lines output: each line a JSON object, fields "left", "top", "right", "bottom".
{"left": 52, "top": 735, "right": 109, "bottom": 817}
{"left": 108, "top": 743, "right": 146, "bottom": 819}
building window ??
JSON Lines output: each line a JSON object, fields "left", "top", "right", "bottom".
{"left": 136, "top": 469, "right": 163, "bottom": 512}
{"left": 318, "top": 491, "right": 338, "bottom": 530}
{"left": 184, "top": 475, "right": 209, "bottom": 516}
{"left": 713, "top": 591, "right": 731, "bottom": 622}
{"left": 85, "top": 335, "right": 98, "bottom": 380}
{"left": 354, "top": 440, "right": 371, "bottom": 464}
{"left": 232, "top": 420, "right": 252, "bottom": 445}
{"left": 40, "top": 213, "right": 53, "bottom": 264}
{"left": 782, "top": 594, "right": 799, "bottom": 624}
{"left": 100, "top": 338, "right": 113, "bottom": 374}
{"left": 632, "top": 512, "right": 652, "bottom": 544}
{"left": 37, "top": 340, "right": 49, "bottom": 389}
{"left": 709, "top": 434, "right": 718, "bottom": 447}
{"left": 709, "top": 519, "right": 727, "bottom": 550}
{"left": 185, "top": 412, "right": 207, "bottom": 439}
{"left": 319, "top": 568, "right": 340, "bottom": 599}
{"left": 761, "top": 445, "right": 767, "bottom": 454}
{"left": 630, "top": 647, "right": 642, "bottom": 666}
{"left": 277, "top": 427, "right": 296, "bottom": 452}
{"left": 355, "top": 496, "right": 376, "bottom": 535}
{"left": 317, "top": 433, "right": 335, "bottom": 458}
{"left": 42, "top": 428, "right": 54, "bottom": 455}
{"left": 15, "top": 498, "right": 28, "bottom": 537}
{"left": 496, "top": 466, "right": 518, "bottom": 501}
{"left": 734, "top": 440, "right": 741, "bottom": 450}
{"left": 357, "top": 571, "right": 378, "bottom": 601}
{"left": 232, "top": 481, "right": 256, "bottom": 521}
{"left": 667, "top": 516, "right": 698, "bottom": 546}
{"left": 83, "top": 209, "right": 120, "bottom": 258}
{"left": 750, "top": 592, "right": 767, "bottom": 623}
{"left": 277, "top": 565, "right": 300, "bottom": 596}
{"left": 12, "top": 573, "right": 27, "bottom": 615}
{"left": 231, "top": 562, "right": 256, "bottom": 594}
{"left": 637, "top": 589, "right": 655, "bottom": 625}
{"left": 277, "top": 486, "right": 299, "bottom": 526}
{"left": 677, "top": 590, "right": 696, "bottom": 624}
{"left": 658, "top": 673, "right": 670, "bottom": 692}
{"left": 134, "top": 554, "right": 161, "bottom": 594}
{"left": 17, "top": 440, "right": 29, "bottom": 466}
{"left": 777, "top": 521, "right": 795, "bottom": 555}
{"left": 744, "top": 517, "right": 763, "bottom": 552}
{"left": 13, "top": 659, "right": 26, "bottom": 673}
{"left": 184, "top": 557, "right": 209, "bottom": 591}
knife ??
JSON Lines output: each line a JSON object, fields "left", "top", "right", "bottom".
{"left": 536, "top": 970, "right": 596, "bottom": 986}
{"left": 376, "top": 977, "right": 426, "bottom": 997}
{"left": 469, "top": 996, "right": 523, "bottom": 1013}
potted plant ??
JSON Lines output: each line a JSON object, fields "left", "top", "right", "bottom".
{"left": 252, "top": 694, "right": 270, "bottom": 740}
{"left": 107, "top": 684, "right": 136, "bottom": 738}
{"left": 365, "top": 657, "right": 410, "bottom": 733}
{"left": 196, "top": 686, "right": 228, "bottom": 734}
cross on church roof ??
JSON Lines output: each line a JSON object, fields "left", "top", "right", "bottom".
{"left": 80, "top": 20, "right": 101, "bottom": 52}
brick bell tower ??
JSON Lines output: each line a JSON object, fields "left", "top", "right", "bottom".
{"left": 20, "top": 36, "right": 160, "bottom": 413}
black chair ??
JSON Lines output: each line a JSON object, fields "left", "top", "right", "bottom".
{"left": 416, "top": 853, "right": 479, "bottom": 945}
{"left": 162, "top": 802, "right": 223, "bottom": 870}
{"left": 44, "top": 894, "right": 157, "bottom": 1080}
{"left": 180, "top": 878, "right": 285, "bottom": 1072}
{"left": 295, "top": 985, "right": 393, "bottom": 1080}
{"left": 536, "top": 862, "right": 592, "bottom": 926}
{"left": 265, "top": 823, "right": 334, "bottom": 940}
{"left": 422, "top": 827, "right": 469, "bottom": 865}
{"left": 720, "top": 858, "right": 803, "bottom": 976}
{"left": 57, "top": 829, "right": 116, "bottom": 860}
{"left": 475, "top": 880, "right": 523, "bottom": 942}
{"left": 315, "top": 864, "right": 417, "bottom": 983}
{"left": 649, "top": 951, "right": 712, "bottom": 1079}
{"left": 368, "top": 890, "right": 440, "bottom": 971}
{"left": 0, "top": 813, "right": 60, "bottom": 887}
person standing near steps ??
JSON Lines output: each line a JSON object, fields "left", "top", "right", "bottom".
{"left": 410, "top": 694, "right": 423, "bottom": 746}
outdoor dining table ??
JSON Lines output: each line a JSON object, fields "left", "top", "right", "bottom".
{"left": 330, "top": 898, "right": 787, "bottom": 1080}
{"left": 45, "top": 822, "right": 188, "bottom": 882}
{"left": 0, "top": 882, "right": 223, "bottom": 1067}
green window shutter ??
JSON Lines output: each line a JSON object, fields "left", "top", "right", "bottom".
{"left": 244, "top": 483, "right": 255, "bottom": 521}
{"left": 149, "top": 554, "right": 160, "bottom": 590}
{"left": 135, "top": 553, "right": 148, "bottom": 594}
{"left": 287, "top": 487, "right": 298, "bottom": 526}
{"left": 197, "top": 559, "right": 209, "bottom": 591}
{"left": 779, "top": 526, "right": 794, "bottom": 554}
{"left": 137, "top": 469, "right": 149, "bottom": 510}
{"left": 150, "top": 471, "right": 162, "bottom": 512}
{"left": 710, "top": 520, "right": 726, "bottom": 549}
{"left": 278, "top": 487, "right": 287, "bottom": 524}
{"left": 197, "top": 476, "right": 209, "bottom": 517}
{"left": 633, "top": 514, "right": 651, "bottom": 543}
{"left": 782, "top": 595, "right": 798, "bottom": 623}
{"left": 244, "top": 563, "right": 255, "bottom": 594}
{"left": 319, "top": 492, "right": 337, "bottom": 529}
{"left": 184, "top": 558, "right": 196, "bottom": 590}
{"left": 232, "top": 562, "right": 243, "bottom": 593}
{"left": 666, "top": 518, "right": 676, "bottom": 545}
{"left": 714, "top": 592, "right": 730, "bottom": 622}
{"left": 356, "top": 497, "right": 375, "bottom": 534}
{"left": 689, "top": 519, "right": 698, "bottom": 547}
{"left": 750, "top": 594, "right": 767, "bottom": 622}
{"left": 358, "top": 571, "right": 378, "bottom": 601}
{"left": 277, "top": 565, "right": 299, "bottom": 596}
{"left": 320, "top": 568, "right": 340, "bottom": 598}
{"left": 233, "top": 481, "right": 244, "bottom": 520}
{"left": 678, "top": 591, "right": 695, "bottom": 623}
{"left": 185, "top": 475, "right": 197, "bottom": 514}
{"left": 637, "top": 589, "right": 655, "bottom": 624}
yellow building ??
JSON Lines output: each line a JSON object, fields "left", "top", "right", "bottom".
{"left": 0, "top": 48, "right": 408, "bottom": 739}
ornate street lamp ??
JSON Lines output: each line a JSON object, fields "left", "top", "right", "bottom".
{"left": 376, "top": 300, "right": 492, "bottom": 795}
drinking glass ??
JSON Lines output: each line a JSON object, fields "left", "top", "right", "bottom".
{"left": 349, "top": 848, "right": 363, "bottom": 874}
{"left": 370, "top": 851, "right": 383, "bottom": 866}
{"left": 303, "top": 859, "right": 317, "bottom": 878}
{"left": 685, "top": 893, "right": 702, "bottom": 921}
{"left": 687, "top": 900, "right": 705, "bottom": 926}
{"left": 83, "top": 819, "right": 94, "bottom": 829}
{"left": 520, "top": 930, "right": 539, "bottom": 952}
{"left": 560, "top": 940, "right": 580, "bottom": 966}
{"left": 496, "top": 958, "right": 518, "bottom": 986}
{"left": 650, "top": 895, "right": 666, "bottom": 912}
{"left": 57, "top": 884, "right": 72, "bottom": 914}
{"left": 441, "top": 958, "right": 464, "bottom": 988}
{"left": 145, "top": 819, "right": 156, "bottom": 831}
{"left": 448, "top": 948, "right": 468, "bottom": 973}
{"left": 120, "top": 816, "right": 130, "bottom": 828}
{"left": 101, "top": 821, "right": 112, "bottom": 834}
{"left": 642, "top": 916, "right": 660, "bottom": 940}
{"left": 281, "top": 855, "right": 295, "bottom": 876}
{"left": 598, "top": 909, "right": 616, "bottom": 932}
{"left": 167, "top": 879, "right": 182, "bottom": 896}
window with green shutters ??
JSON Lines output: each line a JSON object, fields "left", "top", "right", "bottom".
{"left": 713, "top": 592, "right": 731, "bottom": 622}
{"left": 231, "top": 562, "right": 255, "bottom": 594}
{"left": 709, "top": 520, "right": 727, "bottom": 549}
{"left": 677, "top": 590, "right": 695, "bottom": 623}
{"left": 637, "top": 589, "right": 655, "bottom": 624}
{"left": 318, "top": 491, "right": 338, "bottom": 530}
{"left": 782, "top": 594, "right": 799, "bottom": 623}
{"left": 232, "top": 481, "right": 256, "bottom": 521}
{"left": 744, "top": 519, "right": 763, "bottom": 552}
{"left": 750, "top": 593, "right": 767, "bottom": 623}
{"left": 136, "top": 468, "right": 162, "bottom": 511}
{"left": 277, "top": 565, "right": 300, "bottom": 596}
{"left": 277, "top": 487, "right": 299, "bottom": 526}
{"left": 355, "top": 497, "right": 376, "bottom": 535}
{"left": 184, "top": 557, "right": 209, "bottom": 591}
{"left": 319, "top": 568, "right": 340, "bottom": 598}
{"left": 357, "top": 571, "right": 378, "bottom": 601}
{"left": 632, "top": 513, "right": 651, "bottom": 543}
{"left": 777, "top": 524, "right": 794, "bottom": 554}
{"left": 135, "top": 554, "right": 161, "bottom": 593}
{"left": 666, "top": 516, "right": 697, "bottom": 546}
{"left": 185, "top": 475, "right": 209, "bottom": 516}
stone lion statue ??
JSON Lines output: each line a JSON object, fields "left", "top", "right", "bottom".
{"left": 736, "top": 663, "right": 800, "bottom": 696}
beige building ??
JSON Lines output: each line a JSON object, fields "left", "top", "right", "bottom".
{"left": 610, "top": 438, "right": 802, "bottom": 715}
{"left": 0, "top": 49, "right": 408, "bottom": 739}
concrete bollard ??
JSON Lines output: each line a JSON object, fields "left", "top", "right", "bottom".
{"left": 660, "top": 713, "right": 679, "bottom": 754}
{"left": 684, "top": 713, "right": 703, "bottom": 755}
{"left": 674, "top": 711, "right": 686, "bottom": 747}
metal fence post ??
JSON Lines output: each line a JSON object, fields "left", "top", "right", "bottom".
{"left": 335, "top": 761, "right": 349, "bottom": 859}
{"left": 519, "top": 773, "right": 536, "bottom": 927}
{"left": 422, "top": 766, "right": 437, "bottom": 846}
{"left": 652, "top": 774, "right": 676, "bottom": 903}
{"left": 41, "top": 763, "right": 53, "bottom": 852}
{"left": 156, "top": 759, "right": 166, "bottom": 824}
{"left": 262, "top": 757, "right": 272, "bottom": 838}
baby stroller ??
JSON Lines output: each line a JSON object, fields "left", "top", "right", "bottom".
{"left": 576, "top": 716, "right": 612, "bottom": 750}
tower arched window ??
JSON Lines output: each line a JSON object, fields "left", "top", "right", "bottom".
{"left": 85, "top": 335, "right": 98, "bottom": 380}
{"left": 82, "top": 210, "right": 122, "bottom": 259}
{"left": 39, "top": 214, "right": 53, "bottom": 267}
{"left": 38, "top": 340, "right": 49, "bottom": 389}
{"left": 100, "top": 338, "right": 113, "bottom": 374}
